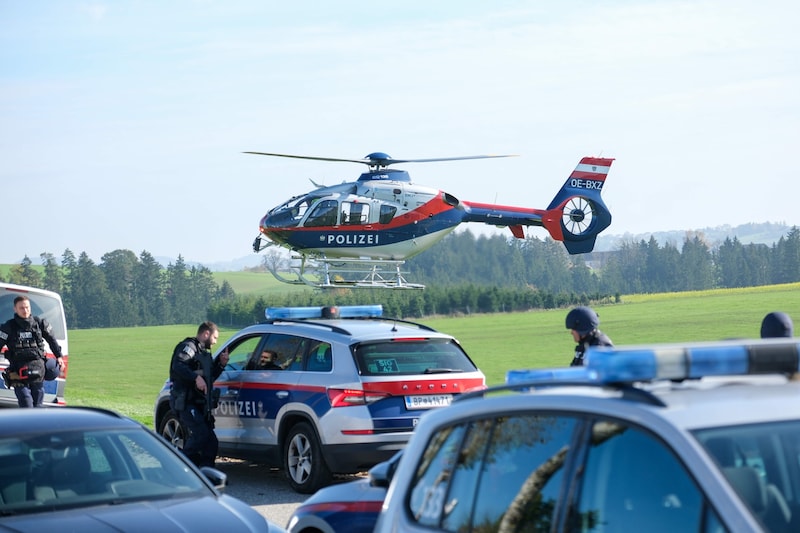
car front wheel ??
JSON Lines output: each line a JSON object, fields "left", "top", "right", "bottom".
{"left": 284, "top": 421, "right": 331, "bottom": 494}
{"left": 159, "top": 410, "right": 186, "bottom": 450}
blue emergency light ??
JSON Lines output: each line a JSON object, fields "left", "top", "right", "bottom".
{"left": 506, "top": 339, "right": 800, "bottom": 386}
{"left": 586, "top": 340, "right": 800, "bottom": 382}
{"left": 265, "top": 304, "right": 383, "bottom": 321}
{"left": 506, "top": 367, "right": 593, "bottom": 384}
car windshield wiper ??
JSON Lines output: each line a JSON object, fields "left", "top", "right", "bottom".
{"left": 424, "top": 368, "right": 463, "bottom": 374}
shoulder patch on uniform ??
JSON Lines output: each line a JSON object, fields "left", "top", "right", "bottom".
{"left": 181, "top": 345, "right": 196, "bottom": 357}
{"left": 0, "top": 331, "right": 7, "bottom": 341}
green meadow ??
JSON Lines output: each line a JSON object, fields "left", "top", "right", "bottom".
{"left": 64, "top": 283, "right": 800, "bottom": 427}
{"left": 211, "top": 270, "right": 311, "bottom": 297}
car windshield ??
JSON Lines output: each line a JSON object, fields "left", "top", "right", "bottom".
{"left": 353, "top": 338, "right": 477, "bottom": 376}
{"left": 694, "top": 420, "right": 800, "bottom": 530}
{"left": 0, "top": 427, "right": 211, "bottom": 515}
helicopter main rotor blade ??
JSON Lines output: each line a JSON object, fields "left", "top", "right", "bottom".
{"left": 389, "top": 154, "right": 518, "bottom": 164}
{"left": 244, "top": 151, "right": 518, "bottom": 168}
{"left": 243, "top": 151, "right": 372, "bottom": 165}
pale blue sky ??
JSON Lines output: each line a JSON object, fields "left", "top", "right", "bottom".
{"left": 2, "top": 0, "right": 798, "bottom": 265}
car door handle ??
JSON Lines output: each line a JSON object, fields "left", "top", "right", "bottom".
{"left": 276, "top": 391, "right": 289, "bottom": 399}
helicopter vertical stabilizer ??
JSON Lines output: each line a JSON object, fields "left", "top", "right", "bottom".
{"left": 541, "top": 157, "right": 614, "bottom": 254}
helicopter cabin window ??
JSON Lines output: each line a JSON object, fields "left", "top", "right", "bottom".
{"left": 379, "top": 205, "right": 396, "bottom": 224}
{"left": 305, "top": 200, "right": 339, "bottom": 227}
{"left": 341, "top": 202, "right": 369, "bottom": 225}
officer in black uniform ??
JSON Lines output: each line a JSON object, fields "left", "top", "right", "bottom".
{"left": 565, "top": 306, "right": 613, "bottom": 367}
{"left": 169, "top": 321, "right": 229, "bottom": 467}
{"left": 0, "top": 295, "right": 64, "bottom": 407}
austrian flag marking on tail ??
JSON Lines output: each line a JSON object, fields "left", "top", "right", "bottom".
{"left": 570, "top": 157, "right": 614, "bottom": 181}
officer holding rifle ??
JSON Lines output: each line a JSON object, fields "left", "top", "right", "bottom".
{"left": 169, "top": 321, "right": 229, "bottom": 467}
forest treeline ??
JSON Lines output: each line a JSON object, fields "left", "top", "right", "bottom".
{"left": 2, "top": 226, "right": 799, "bottom": 329}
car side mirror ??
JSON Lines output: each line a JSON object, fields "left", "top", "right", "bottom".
{"left": 200, "top": 466, "right": 228, "bottom": 491}
{"left": 369, "top": 460, "right": 392, "bottom": 488}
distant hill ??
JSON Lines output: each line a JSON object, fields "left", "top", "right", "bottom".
{"left": 593, "top": 221, "right": 794, "bottom": 252}
{"left": 156, "top": 254, "right": 264, "bottom": 272}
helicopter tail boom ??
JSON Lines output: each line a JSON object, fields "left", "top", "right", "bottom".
{"left": 461, "top": 156, "right": 613, "bottom": 254}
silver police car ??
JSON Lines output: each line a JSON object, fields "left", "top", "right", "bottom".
{"left": 374, "top": 339, "right": 800, "bottom": 533}
{"left": 0, "top": 407, "right": 285, "bottom": 532}
{"left": 154, "top": 305, "right": 485, "bottom": 494}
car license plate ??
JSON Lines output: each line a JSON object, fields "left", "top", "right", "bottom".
{"left": 405, "top": 394, "right": 453, "bottom": 410}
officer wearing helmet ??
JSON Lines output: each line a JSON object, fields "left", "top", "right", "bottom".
{"left": 565, "top": 306, "right": 613, "bottom": 366}
{"left": 760, "top": 311, "right": 793, "bottom": 338}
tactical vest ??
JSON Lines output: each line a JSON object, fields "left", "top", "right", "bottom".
{"left": 9, "top": 317, "right": 45, "bottom": 363}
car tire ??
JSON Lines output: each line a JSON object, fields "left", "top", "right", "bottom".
{"left": 284, "top": 421, "right": 331, "bottom": 494}
{"left": 159, "top": 409, "right": 186, "bottom": 450}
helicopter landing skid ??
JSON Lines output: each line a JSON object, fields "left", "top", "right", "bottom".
{"left": 270, "top": 256, "right": 424, "bottom": 290}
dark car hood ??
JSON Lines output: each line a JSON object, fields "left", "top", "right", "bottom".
{"left": 0, "top": 494, "right": 282, "bottom": 532}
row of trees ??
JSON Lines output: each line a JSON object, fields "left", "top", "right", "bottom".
{"left": 2, "top": 250, "right": 233, "bottom": 328}
{"left": 2, "top": 227, "right": 798, "bottom": 328}
{"left": 403, "top": 227, "right": 800, "bottom": 294}
{"left": 205, "top": 285, "right": 612, "bottom": 326}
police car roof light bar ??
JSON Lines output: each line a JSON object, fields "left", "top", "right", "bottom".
{"left": 506, "top": 367, "right": 592, "bottom": 384}
{"left": 586, "top": 339, "right": 800, "bottom": 383}
{"left": 505, "top": 340, "right": 800, "bottom": 388}
{"left": 265, "top": 304, "right": 383, "bottom": 321}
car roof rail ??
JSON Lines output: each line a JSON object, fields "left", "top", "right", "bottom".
{"left": 357, "top": 316, "right": 439, "bottom": 332}
{"left": 265, "top": 318, "right": 354, "bottom": 336}
{"left": 262, "top": 315, "right": 439, "bottom": 336}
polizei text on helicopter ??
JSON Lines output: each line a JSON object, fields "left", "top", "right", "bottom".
{"left": 325, "top": 234, "right": 379, "bottom": 245}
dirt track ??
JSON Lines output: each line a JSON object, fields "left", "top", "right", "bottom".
{"left": 215, "top": 458, "right": 309, "bottom": 527}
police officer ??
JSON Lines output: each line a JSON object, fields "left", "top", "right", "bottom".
{"left": 565, "top": 306, "right": 613, "bottom": 367}
{"left": 169, "top": 321, "right": 229, "bottom": 468}
{"left": 0, "top": 295, "right": 64, "bottom": 407}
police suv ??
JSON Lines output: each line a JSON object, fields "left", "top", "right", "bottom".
{"left": 153, "top": 305, "right": 485, "bottom": 494}
{"left": 373, "top": 339, "right": 800, "bottom": 533}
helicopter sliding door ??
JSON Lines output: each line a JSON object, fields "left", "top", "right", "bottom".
{"left": 341, "top": 201, "right": 370, "bottom": 225}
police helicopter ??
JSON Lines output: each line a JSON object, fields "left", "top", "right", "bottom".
{"left": 248, "top": 151, "right": 614, "bottom": 289}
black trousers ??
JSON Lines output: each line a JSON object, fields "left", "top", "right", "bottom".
{"left": 14, "top": 380, "right": 45, "bottom": 407}
{"left": 178, "top": 405, "right": 218, "bottom": 468}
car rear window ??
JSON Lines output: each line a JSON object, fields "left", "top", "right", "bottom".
{"left": 353, "top": 338, "right": 477, "bottom": 376}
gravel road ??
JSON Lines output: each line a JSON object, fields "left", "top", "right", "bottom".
{"left": 216, "top": 458, "right": 362, "bottom": 529}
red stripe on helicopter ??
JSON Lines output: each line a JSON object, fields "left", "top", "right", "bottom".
{"left": 285, "top": 193, "right": 457, "bottom": 232}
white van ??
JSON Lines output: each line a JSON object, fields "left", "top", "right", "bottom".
{"left": 0, "top": 282, "right": 69, "bottom": 406}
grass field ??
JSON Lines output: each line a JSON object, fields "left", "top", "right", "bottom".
{"left": 63, "top": 282, "right": 800, "bottom": 428}
{"left": 211, "top": 270, "right": 312, "bottom": 297}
